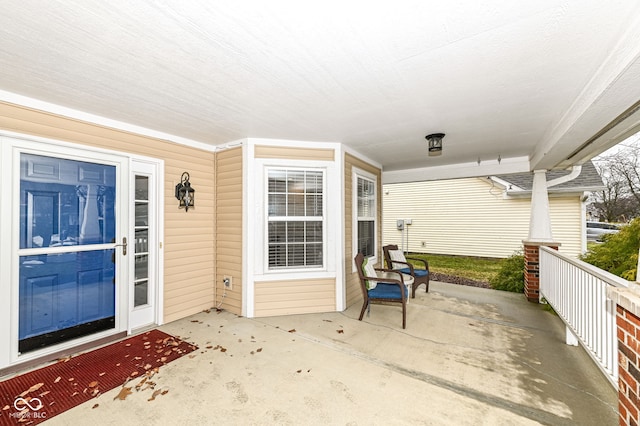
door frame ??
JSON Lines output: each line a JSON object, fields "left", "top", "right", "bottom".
{"left": 129, "top": 157, "right": 164, "bottom": 332}
{"left": 0, "top": 131, "right": 164, "bottom": 368}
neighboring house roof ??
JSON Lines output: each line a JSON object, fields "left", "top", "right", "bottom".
{"left": 493, "top": 161, "right": 604, "bottom": 193}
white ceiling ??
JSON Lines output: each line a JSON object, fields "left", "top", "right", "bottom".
{"left": 1, "top": 1, "right": 640, "bottom": 181}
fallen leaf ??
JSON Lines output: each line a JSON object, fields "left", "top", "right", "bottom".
{"left": 54, "top": 376, "right": 61, "bottom": 383}
{"left": 88, "top": 381, "right": 99, "bottom": 388}
{"left": 189, "top": 355, "right": 196, "bottom": 359}
{"left": 99, "top": 372, "right": 106, "bottom": 377}
{"left": 92, "top": 404, "right": 99, "bottom": 409}
{"left": 205, "top": 345, "right": 213, "bottom": 349}
{"left": 250, "top": 351, "right": 254, "bottom": 355}
{"left": 20, "top": 382, "right": 44, "bottom": 397}
{"left": 114, "top": 387, "right": 133, "bottom": 401}
{"left": 144, "top": 364, "right": 152, "bottom": 370}
{"left": 323, "top": 319, "right": 333, "bottom": 322}
{"left": 257, "top": 348, "right": 263, "bottom": 352}
{"left": 68, "top": 378, "right": 75, "bottom": 382}
{"left": 135, "top": 378, "right": 148, "bottom": 391}
{"left": 39, "top": 391, "right": 51, "bottom": 397}
{"left": 2, "top": 405, "right": 10, "bottom": 411}
{"left": 296, "top": 370, "right": 302, "bottom": 373}
{"left": 288, "top": 329, "right": 296, "bottom": 333}
{"left": 130, "top": 371, "right": 139, "bottom": 377}
{"left": 220, "top": 347, "right": 227, "bottom": 353}
{"left": 337, "top": 329, "right": 344, "bottom": 334}
{"left": 148, "top": 389, "right": 162, "bottom": 401}
{"left": 160, "top": 357, "right": 167, "bottom": 362}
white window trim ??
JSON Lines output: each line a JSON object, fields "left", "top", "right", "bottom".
{"left": 264, "top": 166, "right": 327, "bottom": 273}
{"left": 245, "top": 140, "right": 342, "bottom": 318}
{"left": 352, "top": 167, "right": 378, "bottom": 270}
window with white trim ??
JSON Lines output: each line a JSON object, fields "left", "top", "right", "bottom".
{"left": 356, "top": 173, "right": 376, "bottom": 258}
{"left": 267, "top": 168, "right": 324, "bottom": 269}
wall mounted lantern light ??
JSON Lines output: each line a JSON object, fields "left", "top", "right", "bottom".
{"left": 426, "top": 133, "right": 445, "bottom": 156}
{"left": 175, "top": 172, "right": 195, "bottom": 212}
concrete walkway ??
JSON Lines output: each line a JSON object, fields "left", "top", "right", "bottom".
{"left": 47, "top": 282, "right": 617, "bottom": 425}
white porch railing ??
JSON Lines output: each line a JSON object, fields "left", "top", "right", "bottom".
{"left": 539, "top": 246, "right": 629, "bottom": 388}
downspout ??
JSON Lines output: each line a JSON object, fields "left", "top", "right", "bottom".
{"left": 547, "top": 165, "right": 582, "bottom": 188}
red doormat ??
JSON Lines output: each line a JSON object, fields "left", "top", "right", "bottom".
{"left": 0, "top": 330, "right": 197, "bottom": 425}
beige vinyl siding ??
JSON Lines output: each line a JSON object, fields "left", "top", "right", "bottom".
{"left": 254, "top": 278, "right": 336, "bottom": 317}
{"left": 0, "top": 102, "right": 216, "bottom": 323}
{"left": 215, "top": 147, "right": 243, "bottom": 315}
{"left": 344, "top": 153, "right": 382, "bottom": 308}
{"left": 547, "top": 197, "right": 583, "bottom": 257}
{"left": 254, "top": 145, "right": 335, "bottom": 161}
{"left": 383, "top": 178, "right": 584, "bottom": 258}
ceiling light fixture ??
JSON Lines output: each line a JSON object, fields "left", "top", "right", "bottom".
{"left": 426, "top": 133, "right": 445, "bottom": 156}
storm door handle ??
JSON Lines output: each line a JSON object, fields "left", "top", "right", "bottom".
{"left": 114, "top": 237, "right": 127, "bottom": 255}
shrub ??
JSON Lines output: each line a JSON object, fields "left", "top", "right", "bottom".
{"left": 490, "top": 251, "right": 525, "bottom": 292}
{"left": 580, "top": 218, "right": 640, "bottom": 280}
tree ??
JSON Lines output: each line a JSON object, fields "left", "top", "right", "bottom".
{"left": 581, "top": 218, "right": 640, "bottom": 280}
{"left": 591, "top": 135, "right": 640, "bottom": 222}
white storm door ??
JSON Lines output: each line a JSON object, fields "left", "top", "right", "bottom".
{"left": 13, "top": 144, "right": 129, "bottom": 357}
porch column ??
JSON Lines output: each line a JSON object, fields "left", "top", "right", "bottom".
{"left": 523, "top": 170, "right": 560, "bottom": 302}
{"left": 607, "top": 284, "right": 640, "bottom": 426}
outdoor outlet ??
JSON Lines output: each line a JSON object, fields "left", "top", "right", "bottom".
{"left": 223, "top": 276, "right": 233, "bottom": 290}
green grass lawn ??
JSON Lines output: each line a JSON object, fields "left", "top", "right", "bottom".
{"left": 406, "top": 253, "right": 503, "bottom": 283}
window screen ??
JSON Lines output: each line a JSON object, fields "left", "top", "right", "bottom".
{"left": 268, "top": 169, "right": 324, "bottom": 269}
{"left": 357, "top": 176, "right": 375, "bottom": 257}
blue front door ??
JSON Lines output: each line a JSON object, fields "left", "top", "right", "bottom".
{"left": 18, "top": 153, "right": 117, "bottom": 353}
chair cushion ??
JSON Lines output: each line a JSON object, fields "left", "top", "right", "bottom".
{"left": 368, "top": 283, "right": 408, "bottom": 299}
{"left": 362, "top": 257, "right": 378, "bottom": 290}
{"left": 398, "top": 267, "right": 429, "bottom": 277}
{"left": 388, "top": 249, "right": 407, "bottom": 269}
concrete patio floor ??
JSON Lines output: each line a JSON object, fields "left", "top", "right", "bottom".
{"left": 47, "top": 281, "right": 617, "bottom": 425}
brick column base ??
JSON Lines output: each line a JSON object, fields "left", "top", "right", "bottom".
{"left": 616, "top": 304, "right": 640, "bottom": 426}
{"left": 523, "top": 242, "right": 559, "bottom": 303}
{"left": 608, "top": 286, "right": 640, "bottom": 426}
